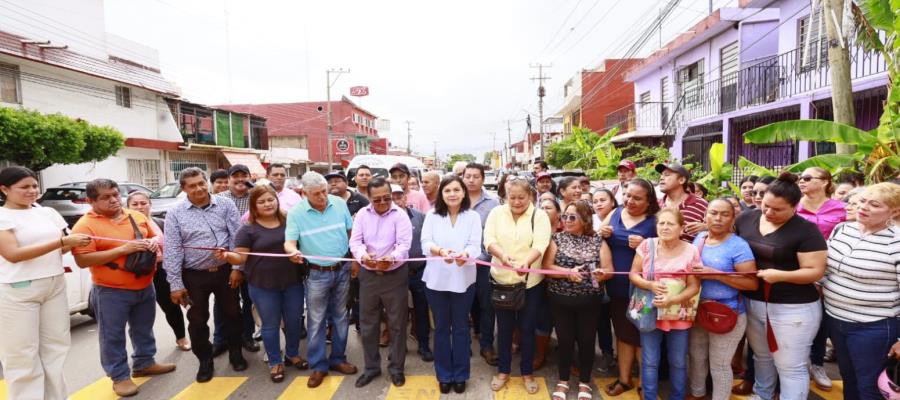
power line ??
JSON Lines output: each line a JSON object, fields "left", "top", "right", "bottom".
{"left": 537, "top": 0, "right": 585, "bottom": 58}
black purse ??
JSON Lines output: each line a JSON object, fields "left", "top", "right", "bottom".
{"left": 490, "top": 210, "right": 536, "bottom": 311}
{"left": 123, "top": 215, "right": 156, "bottom": 278}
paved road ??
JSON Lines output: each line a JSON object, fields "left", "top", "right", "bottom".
{"left": 0, "top": 311, "right": 842, "bottom": 400}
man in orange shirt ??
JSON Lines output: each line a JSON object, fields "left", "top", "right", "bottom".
{"left": 72, "top": 179, "right": 175, "bottom": 397}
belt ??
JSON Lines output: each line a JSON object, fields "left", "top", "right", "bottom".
{"left": 186, "top": 264, "right": 229, "bottom": 273}
{"left": 308, "top": 264, "right": 341, "bottom": 272}
{"left": 363, "top": 265, "right": 405, "bottom": 276}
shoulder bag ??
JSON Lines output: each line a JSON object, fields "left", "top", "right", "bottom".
{"left": 627, "top": 238, "right": 658, "bottom": 332}
{"left": 123, "top": 214, "right": 157, "bottom": 278}
{"left": 695, "top": 236, "right": 740, "bottom": 334}
{"left": 491, "top": 209, "right": 536, "bottom": 311}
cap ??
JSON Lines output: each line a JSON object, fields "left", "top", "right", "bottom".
{"left": 389, "top": 163, "right": 411, "bottom": 176}
{"left": 228, "top": 164, "right": 250, "bottom": 176}
{"left": 241, "top": 180, "right": 255, "bottom": 189}
{"left": 617, "top": 160, "right": 637, "bottom": 171}
{"left": 655, "top": 162, "right": 691, "bottom": 180}
{"left": 324, "top": 170, "right": 346, "bottom": 181}
{"left": 535, "top": 171, "right": 551, "bottom": 180}
{"left": 390, "top": 184, "right": 404, "bottom": 193}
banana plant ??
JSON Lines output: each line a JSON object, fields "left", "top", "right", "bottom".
{"left": 695, "top": 143, "right": 736, "bottom": 198}
{"left": 743, "top": 119, "right": 899, "bottom": 182}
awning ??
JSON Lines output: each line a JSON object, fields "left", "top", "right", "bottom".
{"left": 221, "top": 151, "right": 266, "bottom": 176}
{"left": 610, "top": 130, "right": 665, "bottom": 143}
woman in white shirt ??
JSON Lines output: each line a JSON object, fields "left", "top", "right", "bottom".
{"left": 421, "top": 175, "right": 483, "bottom": 394}
{"left": 0, "top": 167, "right": 91, "bottom": 400}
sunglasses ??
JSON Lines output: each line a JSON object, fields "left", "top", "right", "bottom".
{"left": 370, "top": 195, "right": 392, "bottom": 204}
{"left": 751, "top": 190, "right": 766, "bottom": 197}
{"left": 561, "top": 214, "right": 580, "bottom": 222}
{"left": 799, "top": 176, "right": 827, "bottom": 182}
{"left": 507, "top": 176, "right": 527, "bottom": 182}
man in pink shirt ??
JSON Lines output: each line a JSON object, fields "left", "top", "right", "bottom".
{"left": 389, "top": 163, "right": 430, "bottom": 212}
{"left": 267, "top": 164, "right": 302, "bottom": 211}
{"left": 348, "top": 177, "right": 413, "bottom": 388}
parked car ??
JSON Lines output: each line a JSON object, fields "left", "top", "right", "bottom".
{"left": 549, "top": 169, "right": 587, "bottom": 184}
{"left": 148, "top": 182, "right": 186, "bottom": 218}
{"left": 346, "top": 155, "right": 427, "bottom": 187}
{"left": 484, "top": 170, "right": 499, "bottom": 190}
{"left": 63, "top": 251, "right": 94, "bottom": 318}
{"left": 38, "top": 182, "right": 153, "bottom": 228}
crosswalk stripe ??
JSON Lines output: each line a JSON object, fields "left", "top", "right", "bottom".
{"left": 810, "top": 380, "right": 843, "bottom": 400}
{"left": 277, "top": 376, "right": 344, "bottom": 400}
{"left": 730, "top": 379, "right": 751, "bottom": 400}
{"left": 0, "top": 380, "right": 7, "bottom": 400}
{"left": 385, "top": 375, "right": 441, "bottom": 400}
{"left": 170, "top": 377, "right": 247, "bottom": 400}
{"left": 594, "top": 377, "right": 658, "bottom": 400}
{"left": 493, "top": 377, "right": 548, "bottom": 399}
{"left": 69, "top": 377, "right": 150, "bottom": 400}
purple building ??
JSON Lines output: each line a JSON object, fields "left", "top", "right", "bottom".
{"left": 622, "top": 0, "right": 887, "bottom": 173}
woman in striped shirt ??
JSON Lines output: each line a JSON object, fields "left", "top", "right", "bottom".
{"left": 823, "top": 182, "right": 900, "bottom": 400}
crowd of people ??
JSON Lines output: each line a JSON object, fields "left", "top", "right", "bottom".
{"left": 0, "top": 158, "right": 897, "bottom": 400}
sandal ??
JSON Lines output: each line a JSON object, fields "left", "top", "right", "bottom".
{"left": 270, "top": 364, "right": 285, "bottom": 383}
{"left": 175, "top": 338, "right": 191, "bottom": 352}
{"left": 552, "top": 382, "right": 569, "bottom": 400}
{"left": 490, "top": 374, "right": 509, "bottom": 391}
{"left": 605, "top": 379, "right": 634, "bottom": 396}
{"left": 577, "top": 383, "right": 593, "bottom": 400}
{"left": 284, "top": 356, "right": 309, "bottom": 370}
{"left": 523, "top": 376, "right": 539, "bottom": 395}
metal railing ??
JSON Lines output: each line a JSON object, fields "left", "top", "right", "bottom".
{"left": 604, "top": 102, "right": 673, "bottom": 132}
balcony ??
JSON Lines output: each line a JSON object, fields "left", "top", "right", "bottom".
{"left": 667, "top": 38, "right": 887, "bottom": 130}
{"left": 604, "top": 102, "right": 673, "bottom": 133}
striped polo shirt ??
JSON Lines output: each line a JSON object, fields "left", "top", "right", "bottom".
{"left": 285, "top": 195, "right": 353, "bottom": 267}
{"left": 660, "top": 194, "right": 708, "bottom": 242}
{"left": 824, "top": 222, "right": 900, "bottom": 323}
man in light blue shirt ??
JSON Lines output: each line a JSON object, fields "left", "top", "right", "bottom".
{"left": 284, "top": 172, "right": 358, "bottom": 388}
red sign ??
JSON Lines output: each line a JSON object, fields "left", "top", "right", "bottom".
{"left": 350, "top": 86, "right": 369, "bottom": 96}
{"left": 370, "top": 138, "right": 388, "bottom": 155}
{"left": 333, "top": 138, "right": 353, "bottom": 155}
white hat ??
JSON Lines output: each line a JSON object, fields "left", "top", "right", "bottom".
{"left": 390, "top": 184, "right": 404, "bottom": 193}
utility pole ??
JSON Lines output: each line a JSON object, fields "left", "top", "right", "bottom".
{"left": 326, "top": 68, "right": 350, "bottom": 169}
{"left": 506, "top": 120, "right": 513, "bottom": 169}
{"left": 823, "top": 0, "right": 855, "bottom": 154}
{"left": 405, "top": 120, "right": 413, "bottom": 155}
{"left": 530, "top": 63, "right": 551, "bottom": 160}
{"left": 433, "top": 141, "right": 438, "bottom": 170}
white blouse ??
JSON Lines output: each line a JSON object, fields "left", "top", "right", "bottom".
{"left": 420, "top": 209, "right": 482, "bottom": 293}
{"left": 0, "top": 206, "right": 68, "bottom": 283}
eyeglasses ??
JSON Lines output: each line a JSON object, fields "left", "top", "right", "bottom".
{"left": 370, "top": 195, "right": 392, "bottom": 204}
{"left": 799, "top": 176, "right": 826, "bottom": 182}
{"left": 561, "top": 214, "right": 580, "bottom": 222}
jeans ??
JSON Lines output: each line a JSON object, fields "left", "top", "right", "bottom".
{"left": 640, "top": 328, "right": 690, "bottom": 400}
{"left": 828, "top": 315, "right": 899, "bottom": 400}
{"left": 306, "top": 266, "right": 351, "bottom": 372}
{"left": 213, "top": 281, "right": 255, "bottom": 346}
{"left": 92, "top": 285, "right": 158, "bottom": 382}
{"left": 746, "top": 299, "right": 821, "bottom": 400}
{"left": 248, "top": 283, "right": 304, "bottom": 367}
{"left": 476, "top": 266, "right": 495, "bottom": 351}
{"left": 535, "top": 289, "right": 553, "bottom": 336}
{"left": 408, "top": 266, "right": 430, "bottom": 349}
{"left": 496, "top": 283, "right": 543, "bottom": 375}
{"left": 427, "top": 284, "right": 477, "bottom": 383}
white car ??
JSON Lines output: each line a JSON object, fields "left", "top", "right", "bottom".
{"left": 63, "top": 251, "right": 94, "bottom": 318}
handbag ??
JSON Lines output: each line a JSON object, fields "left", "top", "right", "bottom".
{"left": 694, "top": 237, "right": 739, "bottom": 333}
{"left": 627, "top": 238, "right": 658, "bottom": 333}
{"left": 491, "top": 209, "right": 536, "bottom": 312}
{"left": 122, "top": 214, "right": 156, "bottom": 278}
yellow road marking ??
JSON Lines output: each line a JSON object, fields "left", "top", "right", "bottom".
{"left": 277, "top": 376, "right": 344, "bottom": 400}
{"left": 810, "top": 380, "right": 843, "bottom": 400}
{"left": 0, "top": 380, "right": 7, "bottom": 400}
{"left": 69, "top": 377, "right": 150, "bottom": 400}
{"left": 385, "top": 375, "right": 441, "bottom": 400}
{"left": 730, "top": 379, "right": 750, "bottom": 400}
{"left": 493, "top": 377, "right": 548, "bottom": 400}
{"left": 171, "top": 377, "right": 247, "bottom": 400}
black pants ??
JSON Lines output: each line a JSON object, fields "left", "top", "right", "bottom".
{"left": 183, "top": 267, "right": 242, "bottom": 361}
{"left": 550, "top": 292, "right": 601, "bottom": 383}
{"left": 153, "top": 266, "right": 186, "bottom": 340}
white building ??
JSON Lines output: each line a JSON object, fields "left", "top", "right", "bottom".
{"left": 0, "top": 0, "right": 182, "bottom": 189}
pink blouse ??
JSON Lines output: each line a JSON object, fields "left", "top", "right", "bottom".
{"left": 637, "top": 238, "right": 702, "bottom": 331}
{"left": 797, "top": 198, "right": 846, "bottom": 239}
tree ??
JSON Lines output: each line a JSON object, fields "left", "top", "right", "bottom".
{"left": 0, "top": 107, "right": 125, "bottom": 171}
{"left": 483, "top": 151, "right": 497, "bottom": 165}
{"left": 447, "top": 153, "right": 476, "bottom": 166}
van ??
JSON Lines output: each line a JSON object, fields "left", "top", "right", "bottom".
{"left": 346, "top": 155, "right": 427, "bottom": 187}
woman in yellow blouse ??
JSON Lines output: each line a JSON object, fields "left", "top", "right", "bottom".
{"left": 483, "top": 177, "right": 552, "bottom": 394}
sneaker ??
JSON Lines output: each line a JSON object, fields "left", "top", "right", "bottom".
{"left": 596, "top": 352, "right": 615, "bottom": 373}
{"left": 810, "top": 364, "right": 832, "bottom": 390}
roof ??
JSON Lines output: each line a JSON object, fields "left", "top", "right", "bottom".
{"left": 0, "top": 30, "right": 179, "bottom": 96}
{"left": 216, "top": 96, "right": 377, "bottom": 137}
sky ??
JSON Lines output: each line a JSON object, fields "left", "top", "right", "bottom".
{"left": 104, "top": 0, "right": 738, "bottom": 159}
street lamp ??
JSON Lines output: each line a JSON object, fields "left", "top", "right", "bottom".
{"left": 326, "top": 68, "right": 350, "bottom": 169}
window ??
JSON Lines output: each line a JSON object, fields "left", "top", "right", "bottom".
{"left": 127, "top": 159, "right": 161, "bottom": 190}
{"left": 720, "top": 41, "right": 739, "bottom": 79}
{"left": 799, "top": 6, "right": 827, "bottom": 70}
{"left": 639, "top": 91, "right": 651, "bottom": 104}
{"left": 677, "top": 59, "right": 704, "bottom": 107}
{"left": 661, "top": 76, "right": 670, "bottom": 102}
{"left": 0, "top": 63, "right": 21, "bottom": 104}
{"left": 115, "top": 86, "right": 131, "bottom": 108}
